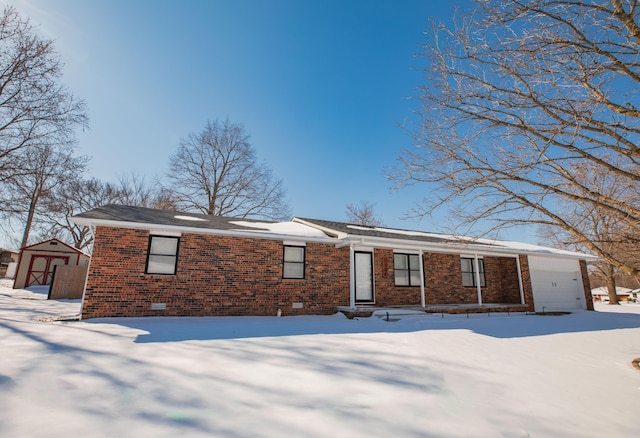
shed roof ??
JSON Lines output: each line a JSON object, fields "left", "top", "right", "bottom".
{"left": 20, "top": 238, "right": 86, "bottom": 255}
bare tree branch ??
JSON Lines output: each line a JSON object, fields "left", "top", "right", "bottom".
{"left": 0, "top": 6, "right": 88, "bottom": 243}
{"left": 389, "top": 0, "right": 640, "bottom": 276}
{"left": 346, "top": 201, "right": 385, "bottom": 227}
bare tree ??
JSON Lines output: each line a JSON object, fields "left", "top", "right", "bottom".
{"left": 346, "top": 201, "right": 385, "bottom": 226}
{"left": 390, "top": 0, "right": 640, "bottom": 277}
{"left": 165, "top": 119, "right": 290, "bottom": 220}
{"left": 39, "top": 174, "right": 178, "bottom": 251}
{"left": 10, "top": 145, "right": 87, "bottom": 248}
{"left": 38, "top": 177, "right": 120, "bottom": 250}
{"left": 0, "top": 6, "right": 88, "bottom": 249}
{"left": 0, "top": 6, "right": 87, "bottom": 212}
{"left": 116, "top": 173, "right": 178, "bottom": 210}
{"left": 537, "top": 161, "right": 640, "bottom": 304}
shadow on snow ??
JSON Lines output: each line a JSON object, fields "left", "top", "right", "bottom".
{"left": 86, "top": 308, "right": 640, "bottom": 343}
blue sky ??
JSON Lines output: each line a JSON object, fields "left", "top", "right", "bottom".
{"left": 9, "top": 0, "right": 528, "bottom": 240}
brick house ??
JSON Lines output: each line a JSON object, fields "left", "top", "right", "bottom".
{"left": 71, "top": 204, "right": 595, "bottom": 319}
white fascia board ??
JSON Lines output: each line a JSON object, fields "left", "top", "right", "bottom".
{"left": 348, "top": 235, "right": 598, "bottom": 261}
{"left": 69, "top": 217, "right": 341, "bottom": 245}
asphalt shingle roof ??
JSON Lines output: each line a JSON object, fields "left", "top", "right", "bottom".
{"left": 293, "top": 217, "right": 479, "bottom": 245}
{"left": 72, "top": 204, "right": 278, "bottom": 232}
{"left": 74, "top": 206, "right": 480, "bottom": 245}
{"left": 72, "top": 205, "right": 594, "bottom": 259}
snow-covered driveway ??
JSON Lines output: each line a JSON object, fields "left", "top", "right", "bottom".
{"left": 1, "top": 280, "right": 639, "bottom": 437}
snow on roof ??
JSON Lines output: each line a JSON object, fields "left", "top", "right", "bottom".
{"left": 347, "top": 224, "right": 476, "bottom": 242}
{"left": 300, "top": 219, "right": 596, "bottom": 259}
{"left": 229, "top": 221, "right": 330, "bottom": 238}
{"left": 472, "top": 237, "right": 595, "bottom": 258}
{"left": 174, "top": 215, "right": 208, "bottom": 222}
{"left": 70, "top": 205, "right": 334, "bottom": 242}
{"left": 71, "top": 206, "right": 597, "bottom": 259}
{"left": 591, "top": 287, "right": 633, "bottom": 296}
{"left": 346, "top": 224, "right": 592, "bottom": 257}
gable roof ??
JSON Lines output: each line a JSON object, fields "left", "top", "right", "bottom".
{"left": 70, "top": 204, "right": 332, "bottom": 242}
{"left": 73, "top": 204, "right": 270, "bottom": 231}
{"left": 20, "top": 238, "right": 87, "bottom": 255}
{"left": 292, "top": 217, "right": 485, "bottom": 245}
{"left": 70, "top": 205, "right": 596, "bottom": 261}
{"left": 293, "top": 217, "right": 598, "bottom": 260}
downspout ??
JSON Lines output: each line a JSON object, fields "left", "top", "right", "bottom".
{"left": 349, "top": 244, "right": 355, "bottom": 309}
{"left": 474, "top": 254, "right": 483, "bottom": 305}
{"left": 419, "top": 249, "right": 425, "bottom": 308}
{"left": 515, "top": 255, "right": 525, "bottom": 305}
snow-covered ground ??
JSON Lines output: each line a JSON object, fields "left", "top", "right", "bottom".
{"left": 1, "top": 279, "right": 639, "bottom": 438}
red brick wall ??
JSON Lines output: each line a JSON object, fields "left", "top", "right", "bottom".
{"left": 373, "top": 249, "right": 422, "bottom": 306}
{"left": 82, "top": 226, "right": 351, "bottom": 319}
{"left": 371, "top": 250, "right": 529, "bottom": 307}
{"left": 423, "top": 252, "right": 477, "bottom": 304}
{"left": 484, "top": 256, "right": 522, "bottom": 304}
{"left": 82, "top": 226, "right": 538, "bottom": 318}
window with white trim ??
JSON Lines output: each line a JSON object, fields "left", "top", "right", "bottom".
{"left": 283, "top": 245, "right": 305, "bottom": 279}
{"left": 145, "top": 236, "right": 179, "bottom": 275}
{"left": 394, "top": 253, "right": 421, "bottom": 286}
{"left": 461, "top": 257, "right": 485, "bottom": 287}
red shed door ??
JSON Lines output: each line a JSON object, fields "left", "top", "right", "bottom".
{"left": 26, "top": 255, "right": 70, "bottom": 286}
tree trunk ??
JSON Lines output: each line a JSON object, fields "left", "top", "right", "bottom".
{"left": 19, "top": 189, "right": 40, "bottom": 249}
{"left": 605, "top": 264, "right": 620, "bottom": 305}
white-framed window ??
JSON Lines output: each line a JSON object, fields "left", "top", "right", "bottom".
{"left": 283, "top": 245, "right": 305, "bottom": 279}
{"left": 394, "top": 253, "right": 421, "bottom": 286}
{"left": 145, "top": 235, "right": 179, "bottom": 275}
{"left": 461, "top": 257, "right": 485, "bottom": 287}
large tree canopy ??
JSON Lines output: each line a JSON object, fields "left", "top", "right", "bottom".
{"left": 166, "top": 119, "right": 290, "bottom": 221}
{"left": 390, "top": 0, "right": 640, "bottom": 276}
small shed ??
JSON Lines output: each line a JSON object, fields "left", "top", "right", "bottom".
{"left": 13, "top": 239, "right": 90, "bottom": 289}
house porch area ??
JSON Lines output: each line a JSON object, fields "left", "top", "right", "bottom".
{"left": 337, "top": 303, "right": 531, "bottom": 319}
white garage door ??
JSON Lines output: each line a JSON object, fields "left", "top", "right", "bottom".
{"left": 531, "top": 270, "right": 583, "bottom": 311}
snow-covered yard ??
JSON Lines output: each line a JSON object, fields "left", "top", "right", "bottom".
{"left": 1, "top": 279, "right": 639, "bottom": 438}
